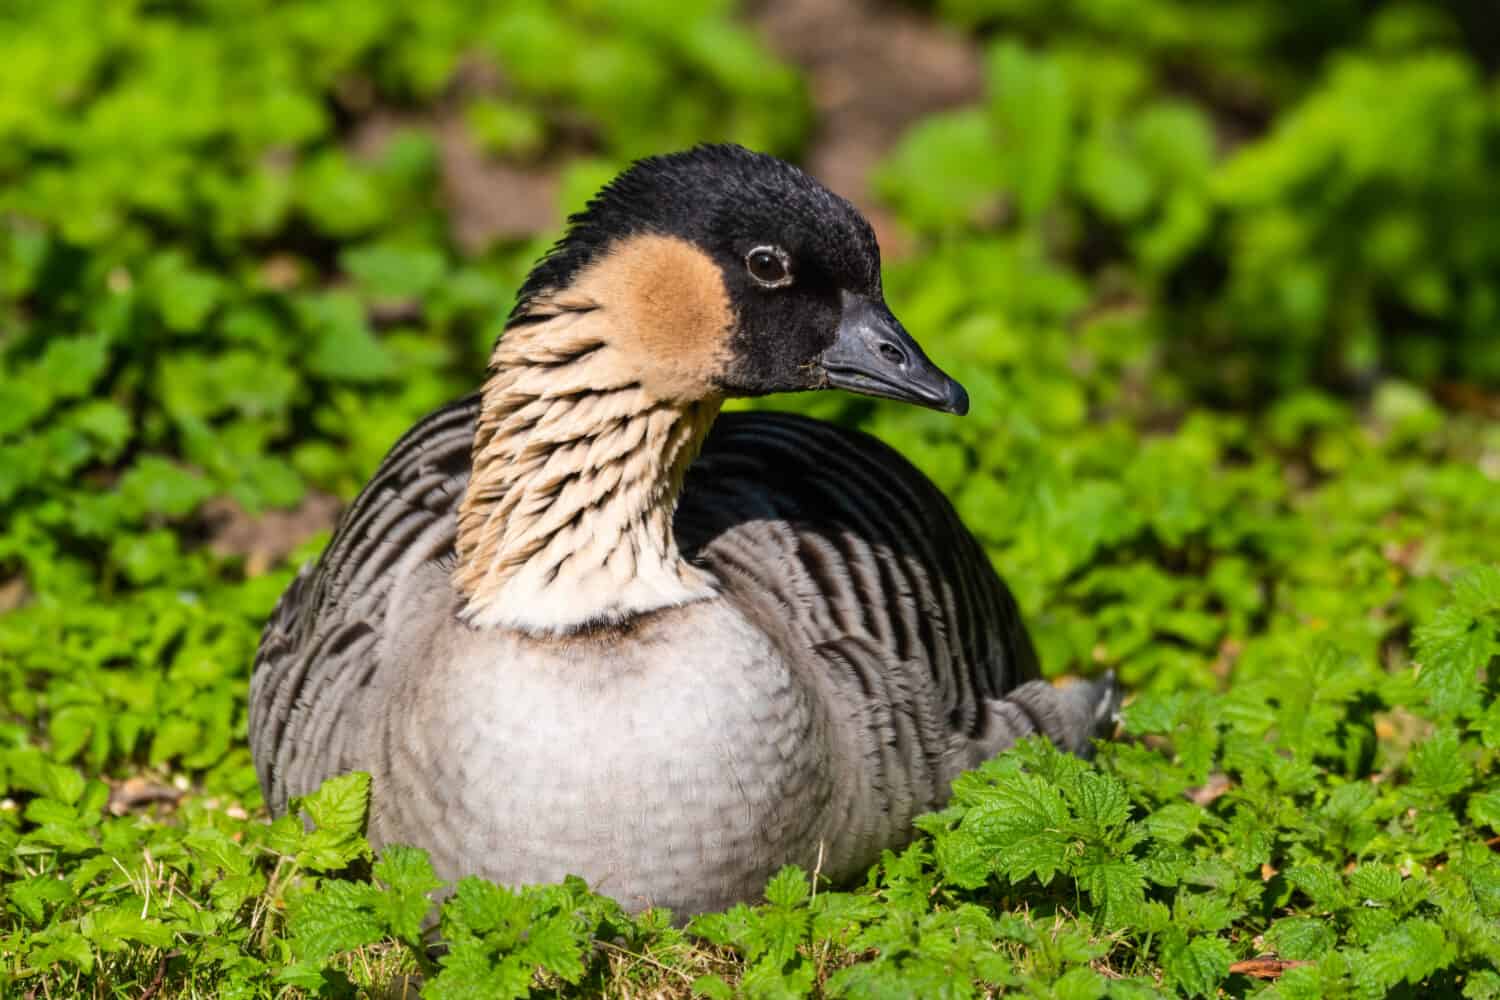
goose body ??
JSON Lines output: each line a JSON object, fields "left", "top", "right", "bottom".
{"left": 250, "top": 145, "right": 1116, "bottom": 915}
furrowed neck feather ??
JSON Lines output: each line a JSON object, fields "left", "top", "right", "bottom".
{"left": 454, "top": 311, "right": 723, "bottom": 634}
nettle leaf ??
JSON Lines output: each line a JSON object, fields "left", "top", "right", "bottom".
{"left": 1348, "top": 864, "right": 1402, "bottom": 903}
{"left": 746, "top": 906, "right": 810, "bottom": 970}
{"left": 1052, "top": 966, "right": 1107, "bottom": 1000}
{"left": 287, "top": 879, "right": 385, "bottom": 962}
{"left": 810, "top": 891, "right": 882, "bottom": 947}
{"left": 1409, "top": 726, "right": 1473, "bottom": 797}
{"left": 1160, "top": 932, "right": 1232, "bottom": 998}
{"left": 430, "top": 878, "right": 594, "bottom": 998}
{"left": 341, "top": 242, "right": 446, "bottom": 302}
{"left": 186, "top": 828, "right": 254, "bottom": 878}
{"left": 1075, "top": 856, "right": 1147, "bottom": 927}
{"left": 1172, "top": 890, "right": 1242, "bottom": 935}
{"left": 1414, "top": 566, "right": 1500, "bottom": 715}
{"left": 26, "top": 929, "right": 94, "bottom": 973}
{"left": 8, "top": 874, "right": 75, "bottom": 925}
{"left": 764, "top": 864, "right": 811, "bottom": 909}
{"left": 1464, "top": 970, "right": 1500, "bottom": 1000}
{"left": 740, "top": 956, "right": 816, "bottom": 998}
{"left": 427, "top": 945, "right": 533, "bottom": 1000}
{"left": 297, "top": 772, "right": 370, "bottom": 839}
{"left": 956, "top": 771, "right": 1073, "bottom": 885}
{"left": 1360, "top": 918, "right": 1450, "bottom": 989}
{"left": 1452, "top": 565, "right": 1500, "bottom": 618}
{"left": 117, "top": 456, "right": 215, "bottom": 519}
{"left": 1479, "top": 701, "right": 1500, "bottom": 750}
{"left": 688, "top": 903, "right": 756, "bottom": 950}
{"left": 691, "top": 974, "right": 735, "bottom": 1000}
{"left": 988, "top": 40, "right": 1072, "bottom": 220}
{"left": 1265, "top": 916, "right": 1337, "bottom": 961}
{"left": 443, "top": 876, "right": 528, "bottom": 940}
{"left": 934, "top": 826, "right": 998, "bottom": 891}
{"left": 1285, "top": 865, "right": 1351, "bottom": 911}
{"left": 1141, "top": 846, "right": 1187, "bottom": 888}
{"left": 84, "top": 904, "right": 176, "bottom": 952}
{"left": 1470, "top": 786, "right": 1500, "bottom": 833}
{"left": 293, "top": 772, "right": 372, "bottom": 871}
{"left": 1145, "top": 802, "right": 1204, "bottom": 844}
{"left": 371, "top": 844, "right": 444, "bottom": 943}
{"left": 1068, "top": 770, "right": 1132, "bottom": 838}
{"left": 516, "top": 911, "right": 588, "bottom": 982}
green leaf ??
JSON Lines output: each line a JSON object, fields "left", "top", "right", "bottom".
{"left": 298, "top": 291, "right": 397, "bottom": 381}
{"left": 1160, "top": 933, "right": 1232, "bottom": 998}
{"left": 287, "top": 879, "right": 385, "bottom": 962}
{"left": 1070, "top": 770, "right": 1132, "bottom": 839}
{"left": 1479, "top": 701, "right": 1500, "bottom": 750}
{"left": 298, "top": 772, "right": 371, "bottom": 838}
{"left": 1470, "top": 787, "right": 1500, "bottom": 833}
{"left": 147, "top": 254, "right": 224, "bottom": 332}
{"left": 1266, "top": 917, "right": 1336, "bottom": 961}
{"left": 293, "top": 772, "right": 372, "bottom": 871}
{"left": 747, "top": 906, "right": 809, "bottom": 970}
{"left": 27, "top": 929, "right": 94, "bottom": 973}
{"left": 342, "top": 243, "right": 446, "bottom": 302}
{"left": 1054, "top": 966, "right": 1107, "bottom": 1000}
{"left": 35, "top": 332, "right": 112, "bottom": 403}
{"left": 1285, "top": 865, "right": 1351, "bottom": 911}
{"left": 516, "top": 913, "right": 588, "bottom": 982}
{"left": 692, "top": 974, "right": 734, "bottom": 999}
{"left": 1360, "top": 918, "right": 1450, "bottom": 988}
{"left": 372, "top": 844, "right": 444, "bottom": 943}
{"left": 427, "top": 946, "right": 532, "bottom": 1000}
{"left": 1145, "top": 803, "right": 1203, "bottom": 843}
{"left": 117, "top": 456, "right": 214, "bottom": 518}
{"left": 1410, "top": 726, "right": 1472, "bottom": 797}
{"left": 1076, "top": 858, "right": 1146, "bottom": 927}
{"left": 987, "top": 40, "right": 1072, "bottom": 220}
{"left": 1348, "top": 864, "right": 1402, "bottom": 902}
{"left": 8, "top": 875, "right": 75, "bottom": 925}
{"left": 952, "top": 769, "right": 1073, "bottom": 887}
{"left": 875, "top": 109, "right": 1005, "bottom": 230}
{"left": 84, "top": 905, "right": 176, "bottom": 952}
{"left": 442, "top": 876, "right": 526, "bottom": 938}
{"left": 765, "top": 865, "right": 811, "bottom": 909}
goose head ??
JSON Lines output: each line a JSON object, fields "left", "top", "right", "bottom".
{"left": 509, "top": 143, "right": 969, "bottom": 416}
{"left": 460, "top": 146, "right": 969, "bottom": 632}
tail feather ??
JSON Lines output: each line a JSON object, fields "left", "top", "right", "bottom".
{"left": 985, "top": 671, "right": 1121, "bottom": 760}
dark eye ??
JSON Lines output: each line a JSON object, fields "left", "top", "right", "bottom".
{"left": 746, "top": 246, "right": 791, "bottom": 287}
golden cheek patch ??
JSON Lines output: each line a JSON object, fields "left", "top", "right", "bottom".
{"left": 566, "top": 234, "right": 734, "bottom": 402}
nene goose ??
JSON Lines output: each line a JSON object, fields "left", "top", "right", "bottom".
{"left": 250, "top": 144, "right": 1117, "bottom": 916}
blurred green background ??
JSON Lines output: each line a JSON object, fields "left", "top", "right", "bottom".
{"left": 2, "top": 0, "right": 1499, "bottom": 995}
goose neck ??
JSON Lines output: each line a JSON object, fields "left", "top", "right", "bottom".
{"left": 454, "top": 321, "right": 721, "bottom": 634}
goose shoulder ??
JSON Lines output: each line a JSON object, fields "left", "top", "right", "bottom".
{"left": 680, "top": 410, "right": 1040, "bottom": 731}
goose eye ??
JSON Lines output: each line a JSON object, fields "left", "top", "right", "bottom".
{"left": 746, "top": 246, "right": 791, "bottom": 287}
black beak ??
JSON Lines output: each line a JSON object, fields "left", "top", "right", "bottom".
{"left": 822, "top": 292, "right": 969, "bottom": 415}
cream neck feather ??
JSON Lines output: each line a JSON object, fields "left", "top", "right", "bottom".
{"left": 453, "top": 310, "right": 722, "bottom": 634}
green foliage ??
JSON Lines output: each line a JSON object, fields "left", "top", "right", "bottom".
{"left": 883, "top": 1, "right": 1500, "bottom": 396}
{"left": 3, "top": 0, "right": 1499, "bottom": 996}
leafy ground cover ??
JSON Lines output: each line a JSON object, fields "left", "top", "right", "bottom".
{"left": 2, "top": 0, "right": 1498, "bottom": 996}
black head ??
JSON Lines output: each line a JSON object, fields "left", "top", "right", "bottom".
{"left": 510, "top": 144, "right": 968, "bottom": 415}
